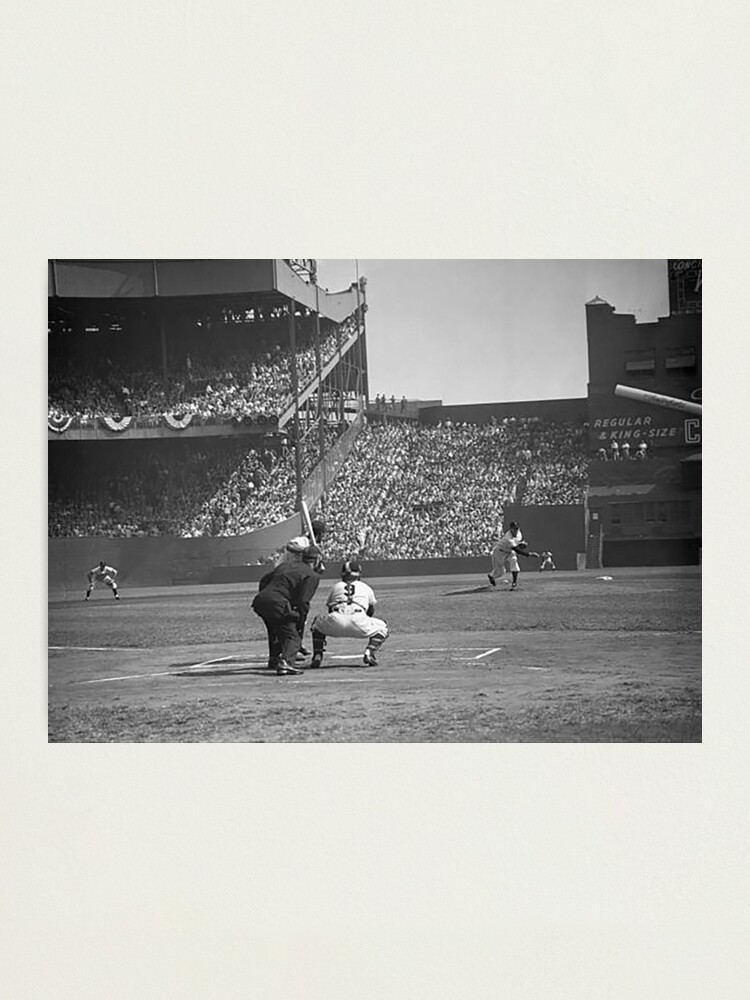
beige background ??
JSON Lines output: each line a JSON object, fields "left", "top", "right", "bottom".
{"left": 2, "top": 0, "right": 747, "bottom": 996}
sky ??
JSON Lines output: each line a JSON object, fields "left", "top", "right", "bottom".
{"left": 316, "top": 260, "right": 669, "bottom": 405}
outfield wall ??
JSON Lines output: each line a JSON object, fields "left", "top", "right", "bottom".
{"left": 48, "top": 505, "right": 586, "bottom": 591}
{"left": 210, "top": 557, "right": 495, "bottom": 584}
{"left": 48, "top": 513, "right": 300, "bottom": 592}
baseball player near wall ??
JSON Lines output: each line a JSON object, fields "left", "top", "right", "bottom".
{"left": 488, "top": 521, "right": 539, "bottom": 591}
{"left": 310, "top": 559, "right": 389, "bottom": 667}
{"left": 85, "top": 561, "right": 120, "bottom": 600}
{"left": 539, "top": 550, "right": 556, "bottom": 572}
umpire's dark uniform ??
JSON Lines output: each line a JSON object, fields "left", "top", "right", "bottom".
{"left": 252, "top": 554, "right": 320, "bottom": 675}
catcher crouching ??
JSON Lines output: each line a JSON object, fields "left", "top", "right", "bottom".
{"left": 310, "top": 559, "right": 389, "bottom": 667}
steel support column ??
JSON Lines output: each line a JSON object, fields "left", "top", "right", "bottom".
{"left": 288, "top": 300, "right": 303, "bottom": 510}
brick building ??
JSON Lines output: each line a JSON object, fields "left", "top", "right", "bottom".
{"left": 585, "top": 260, "right": 702, "bottom": 566}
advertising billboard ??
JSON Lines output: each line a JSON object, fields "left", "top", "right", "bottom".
{"left": 668, "top": 259, "right": 702, "bottom": 315}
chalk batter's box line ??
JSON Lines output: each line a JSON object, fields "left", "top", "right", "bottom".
{"left": 72, "top": 647, "right": 505, "bottom": 684}
{"left": 79, "top": 653, "right": 236, "bottom": 684}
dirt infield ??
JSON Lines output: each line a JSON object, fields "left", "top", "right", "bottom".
{"left": 48, "top": 567, "right": 701, "bottom": 742}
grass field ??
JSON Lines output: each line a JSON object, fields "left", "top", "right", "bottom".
{"left": 48, "top": 566, "right": 701, "bottom": 742}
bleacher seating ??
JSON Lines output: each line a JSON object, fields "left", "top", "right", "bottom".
{"left": 321, "top": 418, "right": 589, "bottom": 559}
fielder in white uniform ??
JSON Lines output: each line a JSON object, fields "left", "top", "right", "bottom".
{"left": 85, "top": 561, "right": 120, "bottom": 600}
{"left": 310, "top": 559, "right": 389, "bottom": 667}
{"left": 488, "top": 521, "right": 537, "bottom": 590}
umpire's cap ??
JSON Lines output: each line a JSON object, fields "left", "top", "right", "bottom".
{"left": 311, "top": 518, "right": 326, "bottom": 541}
{"left": 509, "top": 521, "right": 520, "bottom": 529}
{"left": 341, "top": 558, "right": 361, "bottom": 579}
{"left": 302, "top": 545, "right": 321, "bottom": 563}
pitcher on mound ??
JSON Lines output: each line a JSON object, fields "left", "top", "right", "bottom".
{"left": 310, "top": 559, "right": 389, "bottom": 667}
{"left": 488, "top": 521, "right": 538, "bottom": 591}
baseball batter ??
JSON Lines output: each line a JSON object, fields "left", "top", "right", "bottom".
{"left": 252, "top": 544, "right": 321, "bottom": 675}
{"left": 310, "top": 559, "right": 389, "bottom": 667}
{"left": 274, "top": 535, "right": 318, "bottom": 658}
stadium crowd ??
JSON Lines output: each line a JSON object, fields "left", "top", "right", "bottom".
{"left": 182, "top": 426, "right": 340, "bottom": 537}
{"left": 49, "top": 412, "right": 588, "bottom": 555}
{"left": 48, "top": 329, "right": 342, "bottom": 423}
{"left": 49, "top": 441, "right": 251, "bottom": 538}
{"left": 49, "top": 428, "right": 341, "bottom": 539}
{"left": 320, "top": 417, "right": 589, "bottom": 559}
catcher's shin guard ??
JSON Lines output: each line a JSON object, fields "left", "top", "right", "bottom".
{"left": 363, "top": 629, "right": 388, "bottom": 667}
{"left": 311, "top": 629, "right": 326, "bottom": 657}
{"left": 366, "top": 629, "right": 388, "bottom": 653}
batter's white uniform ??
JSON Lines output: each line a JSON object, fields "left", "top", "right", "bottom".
{"left": 491, "top": 529, "right": 523, "bottom": 579}
{"left": 311, "top": 580, "right": 389, "bottom": 641}
{"left": 87, "top": 564, "right": 118, "bottom": 590}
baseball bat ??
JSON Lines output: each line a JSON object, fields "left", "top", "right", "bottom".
{"left": 300, "top": 499, "right": 316, "bottom": 542}
{"left": 614, "top": 384, "right": 702, "bottom": 416}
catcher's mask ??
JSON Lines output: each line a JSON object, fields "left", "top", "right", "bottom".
{"left": 341, "top": 558, "right": 361, "bottom": 580}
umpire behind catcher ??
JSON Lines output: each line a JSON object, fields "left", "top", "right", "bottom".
{"left": 252, "top": 541, "right": 321, "bottom": 675}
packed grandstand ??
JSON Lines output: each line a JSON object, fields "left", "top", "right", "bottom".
{"left": 49, "top": 416, "right": 590, "bottom": 558}
{"left": 48, "top": 318, "right": 348, "bottom": 426}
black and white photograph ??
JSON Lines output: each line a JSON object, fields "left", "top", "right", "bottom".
{"left": 6, "top": 0, "right": 747, "bottom": 993}
{"left": 47, "top": 258, "right": 702, "bottom": 742}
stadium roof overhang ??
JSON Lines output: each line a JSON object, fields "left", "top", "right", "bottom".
{"left": 48, "top": 259, "right": 360, "bottom": 323}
